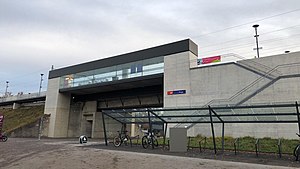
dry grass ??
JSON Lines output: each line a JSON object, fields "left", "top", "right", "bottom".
{"left": 0, "top": 106, "right": 44, "bottom": 133}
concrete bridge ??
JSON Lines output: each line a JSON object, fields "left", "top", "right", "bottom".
{"left": 0, "top": 91, "right": 46, "bottom": 108}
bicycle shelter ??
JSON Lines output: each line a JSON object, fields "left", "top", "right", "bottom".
{"left": 101, "top": 101, "right": 300, "bottom": 154}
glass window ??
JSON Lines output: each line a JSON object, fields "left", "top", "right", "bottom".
{"left": 60, "top": 56, "right": 164, "bottom": 89}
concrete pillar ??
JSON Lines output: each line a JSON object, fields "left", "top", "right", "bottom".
{"left": 164, "top": 51, "right": 197, "bottom": 108}
{"left": 44, "top": 77, "right": 71, "bottom": 137}
{"left": 13, "top": 103, "right": 21, "bottom": 109}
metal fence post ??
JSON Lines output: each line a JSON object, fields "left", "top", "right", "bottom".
{"left": 102, "top": 112, "right": 108, "bottom": 146}
{"left": 209, "top": 107, "right": 217, "bottom": 154}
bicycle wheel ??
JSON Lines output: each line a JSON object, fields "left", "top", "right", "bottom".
{"left": 142, "top": 136, "right": 149, "bottom": 149}
{"left": 2, "top": 136, "right": 7, "bottom": 142}
{"left": 113, "top": 136, "right": 122, "bottom": 147}
{"left": 152, "top": 137, "right": 158, "bottom": 147}
{"left": 293, "top": 144, "right": 300, "bottom": 160}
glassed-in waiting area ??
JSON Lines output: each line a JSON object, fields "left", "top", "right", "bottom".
{"left": 60, "top": 56, "right": 164, "bottom": 89}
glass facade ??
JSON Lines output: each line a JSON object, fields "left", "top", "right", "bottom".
{"left": 60, "top": 56, "right": 164, "bottom": 89}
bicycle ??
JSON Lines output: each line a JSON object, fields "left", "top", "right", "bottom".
{"left": 0, "top": 114, "right": 7, "bottom": 142}
{"left": 113, "top": 130, "right": 131, "bottom": 147}
{"left": 294, "top": 133, "right": 300, "bottom": 161}
{"left": 141, "top": 131, "right": 158, "bottom": 149}
{"left": 0, "top": 132, "right": 7, "bottom": 142}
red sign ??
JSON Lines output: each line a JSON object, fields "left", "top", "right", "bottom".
{"left": 198, "top": 56, "right": 221, "bottom": 65}
{"left": 167, "top": 90, "right": 186, "bottom": 95}
{"left": 167, "top": 91, "right": 173, "bottom": 95}
{"left": 202, "top": 56, "right": 221, "bottom": 64}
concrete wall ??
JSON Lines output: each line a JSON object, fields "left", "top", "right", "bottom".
{"left": 8, "top": 115, "right": 50, "bottom": 138}
{"left": 67, "top": 102, "right": 82, "bottom": 137}
{"left": 44, "top": 77, "right": 71, "bottom": 137}
{"left": 66, "top": 100, "right": 122, "bottom": 139}
{"left": 164, "top": 51, "right": 198, "bottom": 108}
{"left": 164, "top": 51, "right": 300, "bottom": 139}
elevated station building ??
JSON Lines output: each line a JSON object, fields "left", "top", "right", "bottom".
{"left": 44, "top": 39, "right": 300, "bottom": 139}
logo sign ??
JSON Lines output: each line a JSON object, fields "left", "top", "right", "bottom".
{"left": 167, "top": 90, "right": 186, "bottom": 95}
{"left": 197, "top": 56, "right": 221, "bottom": 65}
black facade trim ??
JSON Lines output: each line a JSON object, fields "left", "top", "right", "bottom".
{"left": 49, "top": 39, "right": 198, "bottom": 79}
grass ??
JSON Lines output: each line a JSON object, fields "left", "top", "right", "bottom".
{"left": 126, "top": 134, "right": 299, "bottom": 155}
{"left": 0, "top": 106, "right": 44, "bottom": 133}
{"left": 153, "top": 134, "right": 299, "bottom": 155}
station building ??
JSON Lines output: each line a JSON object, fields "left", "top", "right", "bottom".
{"left": 44, "top": 39, "right": 300, "bottom": 139}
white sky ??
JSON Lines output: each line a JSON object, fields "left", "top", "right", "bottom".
{"left": 1, "top": 0, "right": 300, "bottom": 95}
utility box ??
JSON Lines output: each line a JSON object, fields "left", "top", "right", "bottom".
{"left": 169, "top": 128, "right": 187, "bottom": 152}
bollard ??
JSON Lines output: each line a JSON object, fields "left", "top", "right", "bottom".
{"left": 79, "top": 135, "right": 88, "bottom": 144}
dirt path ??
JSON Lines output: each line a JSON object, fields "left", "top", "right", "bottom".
{"left": 0, "top": 138, "right": 299, "bottom": 169}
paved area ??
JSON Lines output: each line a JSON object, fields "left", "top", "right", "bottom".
{"left": 0, "top": 138, "right": 299, "bottom": 169}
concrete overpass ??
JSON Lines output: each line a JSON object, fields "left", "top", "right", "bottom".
{"left": 0, "top": 91, "right": 46, "bottom": 108}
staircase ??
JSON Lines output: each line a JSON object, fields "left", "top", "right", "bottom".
{"left": 175, "top": 61, "right": 300, "bottom": 128}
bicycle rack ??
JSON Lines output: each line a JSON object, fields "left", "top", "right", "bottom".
{"left": 187, "top": 137, "right": 191, "bottom": 151}
{"left": 255, "top": 138, "right": 260, "bottom": 157}
{"left": 130, "top": 135, "right": 140, "bottom": 146}
{"left": 234, "top": 138, "right": 240, "bottom": 155}
{"left": 199, "top": 137, "right": 207, "bottom": 153}
{"left": 278, "top": 139, "right": 282, "bottom": 158}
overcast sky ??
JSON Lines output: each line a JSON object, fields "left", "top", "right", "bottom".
{"left": 1, "top": 0, "right": 300, "bottom": 95}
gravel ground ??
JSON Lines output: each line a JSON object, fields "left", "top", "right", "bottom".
{"left": 0, "top": 138, "right": 299, "bottom": 169}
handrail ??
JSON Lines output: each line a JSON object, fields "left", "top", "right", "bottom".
{"left": 255, "top": 138, "right": 260, "bottom": 157}
{"left": 234, "top": 138, "right": 240, "bottom": 155}
{"left": 223, "top": 53, "right": 281, "bottom": 77}
{"left": 0, "top": 91, "right": 46, "bottom": 103}
{"left": 199, "top": 137, "right": 207, "bottom": 153}
{"left": 278, "top": 139, "right": 282, "bottom": 158}
{"left": 176, "top": 62, "right": 300, "bottom": 128}
{"left": 187, "top": 136, "right": 191, "bottom": 150}
{"left": 207, "top": 62, "right": 300, "bottom": 106}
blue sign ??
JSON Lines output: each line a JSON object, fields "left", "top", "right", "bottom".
{"left": 167, "top": 90, "right": 186, "bottom": 95}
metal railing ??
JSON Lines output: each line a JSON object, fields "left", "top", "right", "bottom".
{"left": 175, "top": 62, "right": 300, "bottom": 128}
{"left": 234, "top": 138, "right": 240, "bottom": 155}
{"left": 255, "top": 138, "right": 260, "bottom": 157}
{"left": 0, "top": 91, "right": 46, "bottom": 103}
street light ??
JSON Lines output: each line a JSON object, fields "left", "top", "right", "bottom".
{"left": 39, "top": 74, "right": 44, "bottom": 95}
{"left": 5, "top": 81, "right": 9, "bottom": 97}
{"left": 253, "top": 24, "right": 261, "bottom": 58}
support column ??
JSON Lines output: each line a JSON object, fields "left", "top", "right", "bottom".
{"left": 102, "top": 112, "right": 108, "bottom": 146}
{"left": 13, "top": 103, "right": 21, "bottom": 109}
{"left": 296, "top": 102, "right": 300, "bottom": 134}
{"left": 44, "top": 77, "right": 71, "bottom": 137}
{"left": 209, "top": 108, "right": 217, "bottom": 154}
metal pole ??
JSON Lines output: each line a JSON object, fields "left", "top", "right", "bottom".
{"left": 163, "top": 123, "right": 168, "bottom": 149}
{"left": 222, "top": 122, "right": 225, "bottom": 153}
{"left": 5, "top": 81, "right": 9, "bottom": 97}
{"left": 296, "top": 101, "right": 300, "bottom": 134}
{"left": 102, "top": 112, "right": 108, "bottom": 146}
{"left": 38, "top": 116, "right": 43, "bottom": 140}
{"left": 147, "top": 110, "right": 154, "bottom": 149}
{"left": 253, "top": 24, "right": 260, "bottom": 58}
{"left": 209, "top": 107, "right": 217, "bottom": 154}
{"left": 39, "top": 74, "right": 44, "bottom": 95}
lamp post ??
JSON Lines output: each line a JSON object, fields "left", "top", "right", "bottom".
{"left": 39, "top": 74, "right": 44, "bottom": 95}
{"left": 5, "top": 81, "right": 9, "bottom": 97}
{"left": 253, "top": 24, "right": 260, "bottom": 58}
